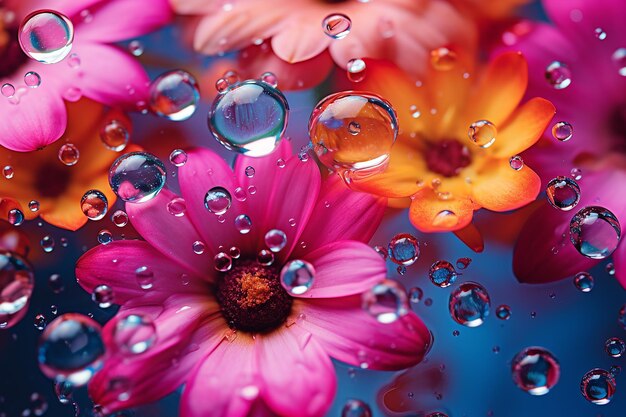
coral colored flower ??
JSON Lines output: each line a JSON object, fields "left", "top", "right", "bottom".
{"left": 452, "top": 0, "right": 530, "bottom": 21}
{"left": 0, "top": 99, "right": 136, "bottom": 231}
{"left": 75, "top": 141, "right": 431, "bottom": 417}
{"left": 349, "top": 52, "right": 555, "bottom": 233}
{"left": 505, "top": 0, "right": 626, "bottom": 286}
{"left": 0, "top": 0, "right": 170, "bottom": 151}
{"left": 171, "top": 0, "right": 477, "bottom": 89}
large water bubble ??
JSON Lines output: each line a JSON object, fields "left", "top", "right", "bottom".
{"left": 18, "top": 10, "right": 74, "bottom": 64}
{"left": 109, "top": 152, "right": 167, "bottom": 203}
{"left": 149, "top": 70, "right": 200, "bottom": 121}
{"left": 569, "top": 206, "right": 620, "bottom": 259}
{"left": 511, "top": 347, "right": 560, "bottom": 396}
{"left": 448, "top": 282, "right": 490, "bottom": 327}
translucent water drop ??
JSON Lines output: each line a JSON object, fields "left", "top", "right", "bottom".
{"left": 18, "top": 10, "right": 74, "bottom": 64}
{"left": 229, "top": 246, "right": 241, "bottom": 259}
{"left": 214, "top": 252, "right": 232, "bottom": 272}
{"left": 571, "top": 167, "right": 583, "bottom": 180}
{"left": 409, "top": 287, "right": 423, "bottom": 304}
{"left": 468, "top": 120, "right": 497, "bottom": 148}
{"left": 569, "top": 206, "right": 620, "bottom": 259}
{"left": 362, "top": 280, "right": 409, "bottom": 324}
{"left": 97, "top": 229, "right": 112, "bottom": 245}
{"left": 54, "top": 381, "right": 73, "bottom": 404}
{"left": 38, "top": 313, "right": 104, "bottom": 386}
{"left": 347, "top": 58, "right": 366, "bottom": 82}
{"left": 545, "top": 61, "right": 572, "bottom": 89}
{"left": 209, "top": 79, "right": 288, "bottom": 157}
{"left": 546, "top": 176, "right": 580, "bottom": 211}
{"left": 40, "top": 235, "right": 55, "bottom": 253}
{"left": 448, "top": 282, "right": 490, "bottom": 327}
{"left": 430, "top": 47, "right": 457, "bottom": 71}
{"left": 91, "top": 284, "right": 114, "bottom": 308}
{"left": 456, "top": 257, "right": 472, "bottom": 269}
{"left": 496, "top": 304, "right": 511, "bottom": 320}
{"left": 573, "top": 271, "right": 594, "bottom": 292}
{"left": 58, "top": 143, "right": 79, "bottom": 166}
{"left": 429, "top": 260, "right": 457, "bottom": 288}
{"left": 149, "top": 70, "right": 200, "bottom": 121}
{"left": 260, "top": 72, "right": 278, "bottom": 88}
{"left": 204, "top": 187, "right": 232, "bottom": 215}
{"left": 611, "top": 48, "right": 626, "bottom": 76}
{"left": 341, "top": 399, "right": 371, "bottom": 417}
{"left": 128, "top": 40, "right": 144, "bottom": 56}
{"left": 580, "top": 369, "right": 616, "bottom": 405}
{"left": 309, "top": 92, "right": 398, "bottom": 179}
{"left": 257, "top": 249, "right": 274, "bottom": 266}
{"left": 280, "top": 259, "right": 315, "bottom": 295}
{"left": 387, "top": 233, "right": 420, "bottom": 266}
{"left": 167, "top": 197, "right": 186, "bottom": 217}
{"left": 511, "top": 347, "right": 560, "bottom": 396}
{"left": 80, "top": 190, "right": 108, "bottom": 221}
{"left": 1, "top": 83, "right": 15, "bottom": 98}
{"left": 0, "top": 251, "right": 34, "bottom": 329}
{"left": 8, "top": 208, "right": 24, "bottom": 226}
{"left": 594, "top": 27, "right": 607, "bottom": 40}
{"left": 233, "top": 187, "right": 247, "bottom": 202}
{"left": 48, "top": 274, "right": 64, "bottom": 294}
{"left": 109, "top": 152, "right": 167, "bottom": 203}
{"left": 509, "top": 155, "right": 524, "bottom": 170}
{"left": 235, "top": 214, "right": 252, "bottom": 234}
{"left": 111, "top": 210, "right": 128, "bottom": 227}
{"left": 169, "top": 149, "right": 188, "bottom": 167}
{"left": 99, "top": 120, "right": 129, "bottom": 152}
{"left": 2, "top": 165, "right": 14, "bottom": 179}
{"left": 192, "top": 241, "right": 205, "bottom": 255}
{"left": 605, "top": 337, "right": 625, "bottom": 358}
{"left": 552, "top": 121, "right": 573, "bottom": 141}
{"left": 34, "top": 313, "right": 47, "bottom": 330}
{"left": 114, "top": 314, "right": 157, "bottom": 355}
{"left": 135, "top": 266, "right": 153, "bottom": 290}
{"left": 265, "top": 229, "right": 287, "bottom": 253}
{"left": 245, "top": 166, "right": 255, "bottom": 177}
{"left": 24, "top": 71, "right": 41, "bottom": 87}
{"left": 67, "top": 52, "right": 80, "bottom": 68}
{"left": 322, "top": 14, "right": 351, "bottom": 39}
{"left": 29, "top": 200, "right": 40, "bottom": 212}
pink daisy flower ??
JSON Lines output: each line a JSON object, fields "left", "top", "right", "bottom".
{"left": 499, "top": 0, "right": 626, "bottom": 285}
{"left": 76, "top": 141, "right": 432, "bottom": 417}
{"left": 0, "top": 0, "right": 171, "bottom": 151}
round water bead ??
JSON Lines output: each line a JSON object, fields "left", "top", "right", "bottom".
{"left": 135, "top": 266, "right": 153, "bottom": 290}
{"left": 41, "top": 235, "right": 55, "bottom": 253}
{"left": 309, "top": 92, "right": 398, "bottom": 179}
{"left": 8, "top": 208, "right": 24, "bottom": 226}
{"left": 167, "top": 197, "right": 186, "bottom": 217}
{"left": 1, "top": 83, "right": 15, "bottom": 98}
{"left": 552, "top": 121, "right": 573, "bottom": 141}
{"left": 569, "top": 206, "right": 620, "bottom": 259}
{"left": 100, "top": 120, "right": 129, "bottom": 152}
{"left": 546, "top": 176, "right": 580, "bottom": 211}
{"left": 97, "top": 229, "right": 113, "bottom": 245}
{"left": 429, "top": 260, "right": 458, "bottom": 288}
{"left": 38, "top": 313, "right": 105, "bottom": 386}
{"left": 214, "top": 252, "right": 232, "bottom": 272}
{"left": 346, "top": 58, "right": 367, "bottom": 82}
{"left": 80, "top": 190, "right": 108, "bottom": 221}
{"left": 573, "top": 271, "right": 594, "bottom": 292}
{"left": 605, "top": 337, "right": 625, "bottom": 358}
{"left": 362, "top": 279, "right": 409, "bottom": 324}
{"left": 24, "top": 71, "right": 42, "bottom": 87}
{"left": 580, "top": 369, "right": 616, "bottom": 405}
{"left": 2, "top": 165, "right": 14, "bottom": 179}
{"left": 58, "top": 143, "right": 79, "bottom": 166}
{"left": 149, "top": 70, "right": 200, "bottom": 121}
{"left": 409, "top": 287, "right": 423, "bottom": 304}
{"left": 612, "top": 48, "right": 626, "bottom": 76}
{"left": 92, "top": 284, "right": 114, "bottom": 308}
{"left": 468, "top": 120, "right": 497, "bottom": 148}
{"left": 430, "top": 47, "right": 457, "bottom": 71}
{"left": 509, "top": 155, "right": 524, "bottom": 170}
{"left": 511, "top": 347, "right": 560, "bottom": 396}
{"left": 18, "top": 10, "right": 74, "bottom": 64}
{"left": 29, "top": 200, "right": 40, "bottom": 212}
{"left": 169, "top": 149, "right": 188, "bottom": 167}
{"left": 265, "top": 229, "right": 287, "bottom": 253}
{"left": 209, "top": 79, "right": 289, "bottom": 157}
{"left": 280, "top": 259, "right": 315, "bottom": 295}
{"left": 496, "top": 304, "right": 511, "bottom": 320}
{"left": 109, "top": 152, "right": 167, "bottom": 203}
{"left": 114, "top": 313, "right": 157, "bottom": 355}
{"left": 448, "top": 282, "right": 490, "bottom": 327}
{"left": 0, "top": 251, "right": 34, "bottom": 329}
{"left": 322, "top": 14, "right": 351, "bottom": 39}
{"left": 341, "top": 399, "right": 371, "bottom": 417}
{"left": 111, "top": 210, "right": 128, "bottom": 227}
{"left": 387, "top": 233, "right": 420, "bottom": 266}
{"left": 235, "top": 214, "right": 252, "bottom": 234}
{"left": 204, "top": 187, "right": 232, "bottom": 215}
{"left": 545, "top": 61, "right": 572, "bottom": 89}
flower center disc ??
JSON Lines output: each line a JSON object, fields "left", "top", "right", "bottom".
{"left": 216, "top": 261, "right": 292, "bottom": 333}
{"left": 424, "top": 139, "right": 472, "bottom": 177}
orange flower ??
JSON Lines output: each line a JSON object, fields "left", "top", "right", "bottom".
{"left": 350, "top": 52, "right": 555, "bottom": 233}
{"left": 0, "top": 99, "right": 137, "bottom": 231}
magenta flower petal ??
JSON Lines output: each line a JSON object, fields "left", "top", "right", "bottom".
{"left": 612, "top": 241, "right": 626, "bottom": 290}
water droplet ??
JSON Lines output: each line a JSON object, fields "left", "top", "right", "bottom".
{"left": 209, "top": 79, "right": 289, "bottom": 157}
{"left": 605, "top": 337, "right": 625, "bottom": 358}
{"left": 260, "top": 71, "right": 278, "bottom": 88}
{"left": 204, "top": 187, "right": 232, "bottom": 215}
{"left": 18, "top": 11, "right": 74, "bottom": 64}
{"left": 229, "top": 246, "right": 241, "bottom": 259}
{"left": 580, "top": 369, "right": 616, "bottom": 404}
{"left": 280, "top": 259, "right": 315, "bottom": 295}
{"left": 430, "top": 47, "right": 457, "bottom": 71}
{"left": 114, "top": 314, "right": 157, "bottom": 355}
{"left": 24, "top": 71, "right": 41, "bottom": 87}
{"left": 169, "top": 149, "right": 188, "bottom": 167}
{"left": 233, "top": 187, "right": 247, "bottom": 202}
{"left": 552, "top": 121, "right": 573, "bottom": 141}
{"left": 611, "top": 48, "right": 626, "bottom": 76}
{"left": 99, "top": 120, "right": 129, "bottom": 152}
{"left": 573, "top": 271, "right": 594, "bottom": 292}
{"left": 310, "top": 92, "right": 398, "bottom": 180}
{"left": 496, "top": 304, "right": 511, "bottom": 320}
{"left": 245, "top": 166, "right": 255, "bottom": 177}
{"left": 429, "top": 260, "right": 457, "bottom": 288}
{"left": 34, "top": 314, "right": 47, "bottom": 330}
{"left": 468, "top": 120, "right": 497, "bottom": 148}
{"left": 571, "top": 167, "right": 583, "bottom": 180}
{"left": 28, "top": 200, "right": 40, "bottom": 212}
{"left": 234, "top": 214, "right": 252, "bottom": 234}
{"left": 135, "top": 266, "right": 153, "bottom": 290}
{"left": 109, "top": 152, "right": 167, "bottom": 203}
{"left": 167, "top": 197, "right": 186, "bottom": 217}
{"left": 509, "top": 155, "right": 524, "bottom": 170}
{"left": 264, "top": 229, "right": 287, "bottom": 252}
{"left": 0, "top": 252, "right": 34, "bottom": 329}
{"left": 38, "top": 314, "right": 104, "bottom": 386}
{"left": 8, "top": 208, "right": 24, "bottom": 226}
{"left": 97, "top": 229, "right": 112, "bottom": 245}
{"left": 257, "top": 249, "right": 274, "bottom": 266}
{"left": 545, "top": 61, "right": 572, "bottom": 89}
{"left": 594, "top": 27, "right": 607, "bottom": 40}
{"left": 606, "top": 262, "right": 616, "bottom": 275}
{"left": 387, "top": 233, "right": 420, "bottom": 266}
{"left": 569, "top": 206, "right": 620, "bottom": 259}
{"left": 276, "top": 158, "right": 286, "bottom": 168}
{"left": 54, "top": 380, "right": 73, "bottom": 404}
{"left": 40, "top": 235, "right": 55, "bottom": 253}
{"left": 546, "top": 176, "right": 580, "bottom": 211}
{"left": 347, "top": 58, "right": 367, "bottom": 82}
{"left": 67, "top": 52, "right": 80, "bottom": 68}
{"left": 341, "top": 399, "right": 371, "bottom": 417}
{"left": 409, "top": 287, "right": 423, "bottom": 304}
{"left": 91, "top": 284, "right": 114, "bottom": 308}
{"left": 48, "top": 274, "right": 64, "bottom": 294}
{"left": 511, "top": 347, "right": 560, "bottom": 395}
{"left": 214, "top": 252, "right": 232, "bottom": 272}
{"left": 3, "top": 165, "right": 14, "bottom": 179}
{"left": 362, "top": 279, "right": 409, "bottom": 324}
{"left": 58, "top": 143, "right": 79, "bottom": 166}
{"left": 149, "top": 70, "right": 199, "bottom": 121}
{"left": 128, "top": 40, "right": 144, "bottom": 56}
{"left": 449, "top": 282, "right": 490, "bottom": 327}
{"left": 192, "top": 240, "right": 206, "bottom": 254}
{"left": 322, "top": 13, "right": 351, "bottom": 39}
{"left": 80, "top": 190, "right": 108, "bottom": 221}
{"left": 111, "top": 210, "right": 128, "bottom": 227}
{"left": 1, "top": 83, "right": 15, "bottom": 98}
{"left": 456, "top": 257, "right": 472, "bottom": 269}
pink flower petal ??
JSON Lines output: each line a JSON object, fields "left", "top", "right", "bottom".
{"left": 271, "top": 20, "right": 331, "bottom": 63}
{"left": 75, "top": 240, "right": 209, "bottom": 304}
{"left": 257, "top": 325, "right": 336, "bottom": 417}
{"left": 294, "top": 241, "right": 386, "bottom": 299}
{"left": 612, "top": 242, "right": 626, "bottom": 290}
{"left": 9, "top": 0, "right": 103, "bottom": 20}
{"left": 295, "top": 296, "right": 431, "bottom": 370}
{"left": 292, "top": 175, "right": 386, "bottom": 257}
{"left": 125, "top": 189, "right": 214, "bottom": 278}
{"left": 89, "top": 294, "right": 226, "bottom": 414}
{"left": 181, "top": 336, "right": 260, "bottom": 417}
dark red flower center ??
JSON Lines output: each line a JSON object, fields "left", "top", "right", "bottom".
{"left": 0, "top": 13, "right": 28, "bottom": 79}
{"left": 35, "top": 162, "right": 71, "bottom": 198}
{"left": 424, "top": 139, "right": 472, "bottom": 177}
{"left": 216, "top": 260, "right": 292, "bottom": 333}
{"left": 610, "top": 102, "right": 626, "bottom": 151}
